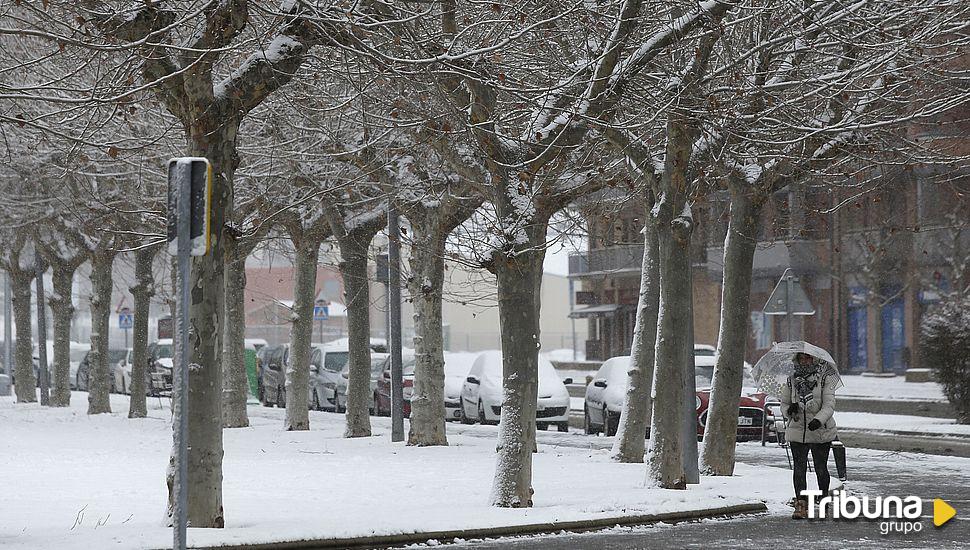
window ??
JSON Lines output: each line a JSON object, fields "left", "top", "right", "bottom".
{"left": 323, "top": 351, "right": 349, "bottom": 373}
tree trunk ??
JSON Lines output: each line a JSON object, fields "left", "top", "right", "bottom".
{"left": 165, "top": 123, "right": 236, "bottom": 529}
{"left": 129, "top": 247, "right": 157, "bottom": 419}
{"left": 647, "top": 114, "right": 694, "bottom": 489}
{"left": 49, "top": 265, "right": 76, "bottom": 407}
{"left": 489, "top": 230, "right": 546, "bottom": 508}
{"left": 340, "top": 234, "right": 373, "bottom": 438}
{"left": 222, "top": 237, "right": 250, "bottom": 428}
{"left": 285, "top": 241, "right": 319, "bottom": 431}
{"left": 611, "top": 203, "right": 660, "bottom": 463}
{"left": 11, "top": 272, "right": 35, "bottom": 403}
{"left": 701, "top": 185, "right": 761, "bottom": 475}
{"left": 87, "top": 250, "right": 115, "bottom": 415}
{"left": 406, "top": 217, "right": 448, "bottom": 447}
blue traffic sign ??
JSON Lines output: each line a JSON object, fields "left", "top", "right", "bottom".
{"left": 119, "top": 310, "right": 134, "bottom": 329}
{"left": 313, "top": 304, "right": 329, "bottom": 321}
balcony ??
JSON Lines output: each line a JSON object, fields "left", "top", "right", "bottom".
{"left": 568, "top": 244, "right": 643, "bottom": 278}
{"left": 705, "top": 239, "right": 832, "bottom": 278}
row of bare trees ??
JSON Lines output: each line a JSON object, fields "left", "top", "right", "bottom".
{"left": 2, "top": 0, "right": 967, "bottom": 531}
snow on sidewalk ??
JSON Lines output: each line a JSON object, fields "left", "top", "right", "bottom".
{"left": 839, "top": 374, "right": 946, "bottom": 401}
{"left": 836, "top": 411, "right": 970, "bottom": 438}
{"left": 0, "top": 392, "right": 787, "bottom": 550}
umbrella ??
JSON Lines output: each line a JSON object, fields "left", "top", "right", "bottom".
{"left": 754, "top": 341, "right": 843, "bottom": 398}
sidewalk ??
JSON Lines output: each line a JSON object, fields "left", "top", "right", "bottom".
{"left": 0, "top": 393, "right": 777, "bottom": 550}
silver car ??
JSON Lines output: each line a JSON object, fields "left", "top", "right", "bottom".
{"left": 309, "top": 345, "right": 349, "bottom": 412}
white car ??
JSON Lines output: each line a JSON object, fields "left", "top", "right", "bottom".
{"left": 459, "top": 350, "right": 572, "bottom": 431}
{"left": 442, "top": 352, "right": 476, "bottom": 421}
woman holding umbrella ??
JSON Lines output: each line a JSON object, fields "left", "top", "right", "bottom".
{"left": 781, "top": 350, "right": 842, "bottom": 519}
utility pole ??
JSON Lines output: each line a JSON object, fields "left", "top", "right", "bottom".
{"left": 35, "top": 257, "right": 50, "bottom": 406}
{"left": 388, "top": 201, "right": 404, "bottom": 443}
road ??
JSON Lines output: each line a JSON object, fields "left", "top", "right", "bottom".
{"left": 395, "top": 431, "right": 970, "bottom": 549}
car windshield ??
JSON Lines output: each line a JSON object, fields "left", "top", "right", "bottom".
{"left": 108, "top": 350, "right": 127, "bottom": 363}
{"left": 70, "top": 349, "right": 88, "bottom": 362}
{"left": 323, "top": 351, "right": 349, "bottom": 373}
{"left": 155, "top": 344, "right": 173, "bottom": 359}
{"left": 695, "top": 366, "right": 715, "bottom": 388}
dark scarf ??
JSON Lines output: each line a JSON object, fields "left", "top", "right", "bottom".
{"left": 792, "top": 362, "right": 819, "bottom": 401}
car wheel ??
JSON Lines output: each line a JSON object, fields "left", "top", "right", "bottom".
{"left": 277, "top": 386, "right": 286, "bottom": 408}
{"left": 478, "top": 400, "right": 492, "bottom": 425}
{"left": 311, "top": 391, "right": 320, "bottom": 411}
{"left": 459, "top": 400, "right": 473, "bottom": 424}
{"left": 557, "top": 422, "right": 569, "bottom": 433}
{"left": 373, "top": 393, "right": 381, "bottom": 416}
{"left": 537, "top": 422, "right": 548, "bottom": 431}
{"left": 584, "top": 406, "right": 596, "bottom": 435}
{"left": 604, "top": 406, "right": 618, "bottom": 437}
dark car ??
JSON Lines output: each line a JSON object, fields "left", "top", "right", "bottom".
{"left": 373, "top": 355, "right": 416, "bottom": 417}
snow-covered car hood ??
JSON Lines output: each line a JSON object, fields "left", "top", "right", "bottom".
{"left": 156, "top": 358, "right": 173, "bottom": 370}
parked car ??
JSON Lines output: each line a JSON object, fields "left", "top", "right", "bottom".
{"left": 443, "top": 353, "right": 476, "bottom": 422}
{"left": 583, "top": 353, "right": 766, "bottom": 439}
{"left": 373, "top": 353, "right": 416, "bottom": 417}
{"left": 32, "top": 341, "right": 90, "bottom": 390}
{"left": 309, "top": 344, "right": 349, "bottom": 412}
{"left": 258, "top": 344, "right": 288, "bottom": 407}
{"left": 459, "top": 350, "right": 572, "bottom": 431}
{"left": 76, "top": 349, "right": 129, "bottom": 392}
{"left": 342, "top": 352, "right": 388, "bottom": 413}
{"left": 147, "top": 339, "right": 174, "bottom": 393}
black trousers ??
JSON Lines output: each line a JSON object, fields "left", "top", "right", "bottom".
{"left": 791, "top": 441, "right": 831, "bottom": 499}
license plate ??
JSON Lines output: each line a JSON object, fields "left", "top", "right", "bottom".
{"left": 737, "top": 416, "right": 753, "bottom": 426}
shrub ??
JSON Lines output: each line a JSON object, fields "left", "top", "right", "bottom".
{"left": 921, "top": 294, "right": 970, "bottom": 424}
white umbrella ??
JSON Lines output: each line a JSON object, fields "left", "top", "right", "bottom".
{"left": 754, "top": 340, "right": 843, "bottom": 398}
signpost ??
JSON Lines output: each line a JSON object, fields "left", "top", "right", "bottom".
{"left": 119, "top": 307, "right": 133, "bottom": 348}
{"left": 764, "top": 268, "right": 816, "bottom": 340}
{"left": 167, "top": 157, "right": 212, "bottom": 550}
{"left": 313, "top": 299, "right": 329, "bottom": 343}
{"left": 387, "top": 203, "right": 404, "bottom": 443}
{"left": 35, "top": 257, "right": 49, "bottom": 406}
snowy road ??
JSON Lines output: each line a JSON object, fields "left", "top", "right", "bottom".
{"left": 419, "top": 441, "right": 970, "bottom": 549}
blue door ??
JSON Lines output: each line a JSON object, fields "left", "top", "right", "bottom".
{"left": 847, "top": 305, "right": 867, "bottom": 373}
{"left": 881, "top": 296, "right": 906, "bottom": 373}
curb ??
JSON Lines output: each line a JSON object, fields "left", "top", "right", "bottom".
{"left": 191, "top": 502, "right": 767, "bottom": 550}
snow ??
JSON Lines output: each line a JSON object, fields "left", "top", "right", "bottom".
{"left": 839, "top": 375, "right": 946, "bottom": 401}
{"left": 541, "top": 348, "right": 586, "bottom": 363}
{"left": 0, "top": 392, "right": 784, "bottom": 550}
{"left": 836, "top": 412, "right": 970, "bottom": 438}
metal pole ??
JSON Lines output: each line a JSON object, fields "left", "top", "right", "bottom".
{"left": 388, "top": 202, "right": 404, "bottom": 442}
{"left": 4, "top": 272, "right": 10, "bottom": 377}
{"left": 35, "top": 259, "right": 49, "bottom": 406}
{"left": 125, "top": 327, "right": 129, "bottom": 349}
{"left": 786, "top": 271, "right": 794, "bottom": 341}
{"left": 568, "top": 278, "right": 576, "bottom": 361}
{"left": 173, "top": 167, "right": 192, "bottom": 550}
{"left": 682, "top": 261, "right": 699, "bottom": 485}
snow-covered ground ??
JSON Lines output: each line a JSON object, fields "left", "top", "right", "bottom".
{"left": 0, "top": 392, "right": 788, "bottom": 550}
{"left": 836, "top": 412, "right": 970, "bottom": 437}
{"left": 839, "top": 374, "right": 946, "bottom": 401}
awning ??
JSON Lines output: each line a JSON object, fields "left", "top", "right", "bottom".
{"left": 569, "top": 304, "right": 625, "bottom": 319}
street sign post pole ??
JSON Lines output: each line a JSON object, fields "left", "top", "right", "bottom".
{"left": 167, "top": 157, "right": 211, "bottom": 550}
{"left": 388, "top": 202, "right": 404, "bottom": 443}
{"left": 35, "top": 257, "right": 49, "bottom": 406}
